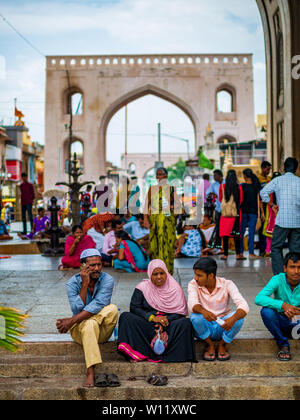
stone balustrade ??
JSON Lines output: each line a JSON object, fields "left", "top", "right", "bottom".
{"left": 46, "top": 53, "right": 252, "bottom": 70}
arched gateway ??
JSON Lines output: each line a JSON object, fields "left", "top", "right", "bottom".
{"left": 45, "top": 1, "right": 300, "bottom": 190}
{"left": 44, "top": 53, "right": 255, "bottom": 189}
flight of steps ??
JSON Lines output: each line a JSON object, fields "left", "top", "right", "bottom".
{"left": 0, "top": 340, "right": 299, "bottom": 400}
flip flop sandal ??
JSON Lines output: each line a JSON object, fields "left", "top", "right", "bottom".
{"left": 147, "top": 373, "right": 159, "bottom": 384}
{"left": 94, "top": 373, "right": 109, "bottom": 387}
{"left": 147, "top": 373, "right": 168, "bottom": 386}
{"left": 277, "top": 349, "right": 292, "bottom": 361}
{"left": 202, "top": 352, "right": 216, "bottom": 362}
{"left": 106, "top": 373, "right": 121, "bottom": 387}
{"left": 217, "top": 353, "right": 231, "bottom": 361}
{"left": 154, "top": 376, "right": 168, "bottom": 386}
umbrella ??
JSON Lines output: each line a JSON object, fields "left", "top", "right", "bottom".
{"left": 43, "top": 189, "right": 66, "bottom": 199}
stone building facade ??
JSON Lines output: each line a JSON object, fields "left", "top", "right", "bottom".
{"left": 44, "top": 53, "right": 255, "bottom": 190}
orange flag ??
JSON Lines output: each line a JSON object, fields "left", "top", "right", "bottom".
{"left": 14, "top": 107, "right": 24, "bottom": 118}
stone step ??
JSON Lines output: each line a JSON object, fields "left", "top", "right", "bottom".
{"left": 0, "top": 241, "right": 41, "bottom": 255}
{"left": 0, "top": 354, "right": 299, "bottom": 379}
{"left": 1, "top": 339, "right": 299, "bottom": 357}
{"left": 1, "top": 340, "right": 299, "bottom": 400}
{"left": 1, "top": 376, "right": 299, "bottom": 400}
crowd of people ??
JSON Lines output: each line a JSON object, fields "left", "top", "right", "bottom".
{"left": 57, "top": 156, "right": 300, "bottom": 278}
{"left": 58, "top": 167, "right": 218, "bottom": 274}
{"left": 53, "top": 156, "right": 300, "bottom": 388}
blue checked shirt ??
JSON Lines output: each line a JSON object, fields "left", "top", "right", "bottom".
{"left": 66, "top": 271, "right": 114, "bottom": 315}
{"left": 260, "top": 172, "right": 300, "bottom": 228}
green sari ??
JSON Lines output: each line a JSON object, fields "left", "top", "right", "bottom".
{"left": 148, "top": 185, "right": 177, "bottom": 274}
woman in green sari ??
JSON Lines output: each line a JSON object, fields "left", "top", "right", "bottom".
{"left": 144, "top": 167, "right": 182, "bottom": 274}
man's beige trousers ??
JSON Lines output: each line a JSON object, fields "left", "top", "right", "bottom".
{"left": 70, "top": 304, "right": 118, "bottom": 368}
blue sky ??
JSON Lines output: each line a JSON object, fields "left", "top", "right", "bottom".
{"left": 0, "top": 0, "right": 266, "bottom": 166}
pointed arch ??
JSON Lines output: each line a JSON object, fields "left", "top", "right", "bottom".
{"left": 99, "top": 84, "right": 200, "bottom": 163}
{"left": 215, "top": 83, "right": 237, "bottom": 113}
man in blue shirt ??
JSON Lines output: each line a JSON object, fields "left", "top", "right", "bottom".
{"left": 260, "top": 157, "right": 300, "bottom": 275}
{"left": 123, "top": 214, "right": 150, "bottom": 249}
{"left": 56, "top": 249, "right": 118, "bottom": 388}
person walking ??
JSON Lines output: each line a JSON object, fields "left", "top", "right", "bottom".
{"left": 262, "top": 171, "right": 282, "bottom": 257}
{"left": 143, "top": 167, "right": 182, "bottom": 274}
{"left": 240, "top": 169, "right": 262, "bottom": 259}
{"left": 260, "top": 157, "right": 300, "bottom": 275}
{"left": 257, "top": 161, "right": 272, "bottom": 256}
{"left": 205, "top": 169, "right": 224, "bottom": 250}
{"left": 219, "top": 170, "right": 244, "bottom": 261}
{"left": 19, "top": 172, "right": 35, "bottom": 235}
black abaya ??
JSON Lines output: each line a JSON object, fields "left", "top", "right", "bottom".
{"left": 118, "top": 288, "right": 196, "bottom": 362}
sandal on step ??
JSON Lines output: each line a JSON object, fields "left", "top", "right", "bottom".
{"left": 217, "top": 352, "right": 231, "bottom": 361}
{"left": 106, "top": 373, "right": 121, "bottom": 387}
{"left": 202, "top": 352, "right": 216, "bottom": 362}
{"left": 94, "top": 373, "right": 108, "bottom": 387}
{"left": 147, "top": 373, "right": 168, "bottom": 386}
{"left": 277, "top": 348, "right": 292, "bottom": 361}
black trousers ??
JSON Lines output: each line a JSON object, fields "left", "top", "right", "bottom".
{"left": 21, "top": 204, "right": 33, "bottom": 234}
{"left": 223, "top": 236, "right": 241, "bottom": 256}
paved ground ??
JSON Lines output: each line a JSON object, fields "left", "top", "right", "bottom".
{"left": 0, "top": 248, "right": 274, "bottom": 340}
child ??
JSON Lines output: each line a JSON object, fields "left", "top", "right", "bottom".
{"left": 199, "top": 215, "right": 216, "bottom": 244}
{"left": 175, "top": 223, "right": 204, "bottom": 258}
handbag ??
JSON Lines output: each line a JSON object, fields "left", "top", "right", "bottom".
{"left": 221, "top": 185, "right": 237, "bottom": 218}
{"left": 255, "top": 193, "right": 262, "bottom": 232}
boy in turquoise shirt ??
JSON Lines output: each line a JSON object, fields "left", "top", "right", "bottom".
{"left": 255, "top": 252, "right": 300, "bottom": 361}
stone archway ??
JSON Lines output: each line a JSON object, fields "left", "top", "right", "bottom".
{"left": 45, "top": 53, "right": 255, "bottom": 189}
{"left": 100, "top": 84, "right": 199, "bottom": 167}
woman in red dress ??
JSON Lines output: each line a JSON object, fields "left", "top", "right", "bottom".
{"left": 219, "top": 170, "right": 245, "bottom": 261}
{"left": 59, "top": 224, "right": 96, "bottom": 270}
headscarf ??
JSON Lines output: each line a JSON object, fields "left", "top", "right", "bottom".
{"left": 82, "top": 212, "right": 114, "bottom": 234}
{"left": 135, "top": 259, "right": 187, "bottom": 316}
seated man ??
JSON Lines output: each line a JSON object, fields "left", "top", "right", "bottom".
{"left": 56, "top": 249, "right": 118, "bottom": 387}
{"left": 123, "top": 214, "right": 150, "bottom": 250}
{"left": 188, "top": 257, "right": 249, "bottom": 361}
{"left": 255, "top": 252, "right": 300, "bottom": 361}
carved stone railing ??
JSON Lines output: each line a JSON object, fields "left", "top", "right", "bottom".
{"left": 46, "top": 54, "right": 252, "bottom": 70}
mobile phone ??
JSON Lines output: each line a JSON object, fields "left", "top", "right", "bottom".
{"left": 216, "top": 317, "right": 225, "bottom": 326}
